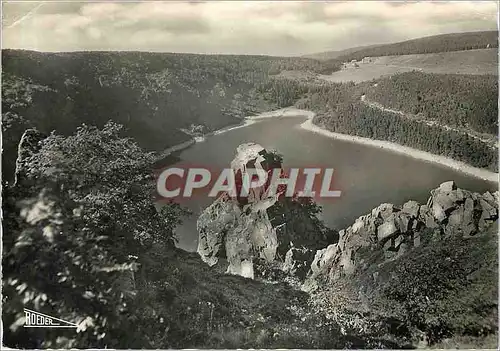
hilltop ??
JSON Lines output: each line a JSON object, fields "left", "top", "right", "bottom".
{"left": 318, "top": 49, "right": 497, "bottom": 83}
{"left": 306, "top": 30, "right": 497, "bottom": 62}
{"left": 301, "top": 44, "right": 381, "bottom": 61}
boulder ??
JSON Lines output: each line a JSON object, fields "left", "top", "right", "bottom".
{"left": 383, "top": 237, "right": 393, "bottom": 250}
{"left": 479, "top": 198, "right": 497, "bottom": 219}
{"left": 304, "top": 183, "right": 499, "bottom": 287}
{"left": 113, "top": 269, "right": 137, "bottom": 298}
{"left": 197, "top": 197, "right": 239, "bottom": 267}
{"left": 432, "top": 193, "right": 456, "bottom": 221}
{"left": 402, "top": 200, "right": 420, "bottom": 218}
{"left": 397, "top": 242, "right": 410, "bottom": 256}
{"left": 310, "top": 244, "right": 339, "bottom": 275}
{"left": 448, "top": 188, "right": 466, "bottom": 203}
{"left": 477, "top": 196, "right": 498, "bottom": 232}
{"left": 439, "top": 180, "right": 457, "bottom": 192}
{"left": 412, "top": 232, "right": 421, "bottom": 247}
{"left": 394, "top": 212, "right": 412, "bottom": 233}
{"left": 428, "top": 181, "right": 463, "bottom": 222}
{"left": 377, "top": 215, "right": 398, "bottom": 242}
{"left": 419, "top": 204, "right": 437, "bottom": 229}
{"left": 462, "top": 223, "right": 477, "bottom": 238}
{"left": 393, "top": 234, "right": 404, "bottom": 249}
{"left": 431, "top": 202, "right": 446, "bottom": 222}
{"left": 372, "top": 203, "right": 397, "bottom": 221}
{"left": 482, "top": 191, "right": 497, "bottom": 208}
{"left": 448, "top": 206, "right": 465, "bottom": 227}
{"left": 384, "top": 247, "right": 397, "bottom": 260}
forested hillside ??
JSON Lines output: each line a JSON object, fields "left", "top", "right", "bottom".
{"left": 364, "top": 72, "right": 498, "bottom": 135}
{"left": 258, "top": 71, "right": 498, "bottom": 171}
{"left": 2, "top": 50, "right": 339, "bottom": 181}
{"left": 331, "top": 31, "right": 498, "bottom": 62}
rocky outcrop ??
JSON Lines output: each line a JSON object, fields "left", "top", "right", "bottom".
{"left": 282, "top": 247, "right": 316, "bottom": 280}
{"left": 197, "top": 143, "right": 335, "bottom": 279}
{"left": 308, "top": 181, "right": 498, "bottom": 284}
{"left": 14, "top": 129, "right": 47, "bottom": 186}
{"left": 197, "top": 143, "right": 280, "bottom": 279}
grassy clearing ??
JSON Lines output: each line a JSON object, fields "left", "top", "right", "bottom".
{"left": 320, "top": 49, "right": 497, "bottom": 83}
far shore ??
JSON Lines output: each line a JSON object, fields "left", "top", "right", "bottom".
{"left": 158, "top": 107, "right": 498, "bottom": 183}
{"left": 247, "top": 107, "right": 498, "bottom": 183}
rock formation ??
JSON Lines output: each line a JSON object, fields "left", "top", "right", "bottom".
{"left": 198, "top": 150, "right": 498, "bottom": 286}
{"left": 14, "top": 128, "right": 47, "bottom": 186}
{"left": 306, "top": 181, "right": 499, "bottom": 285}
{"left": 197, "top": 143, "right": 335, "bottom": 279}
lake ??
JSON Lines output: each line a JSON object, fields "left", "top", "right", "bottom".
{"left": 158, "top": 116, "right": 497, "bottom": 252}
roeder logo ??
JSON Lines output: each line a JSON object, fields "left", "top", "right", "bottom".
{"left": 155, "top": 164, "right": 342, "bottom": 202}
{"left": 24, "top": 308, "right": 78, "bottom": 328}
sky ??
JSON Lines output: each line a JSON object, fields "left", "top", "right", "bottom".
{"left": 2, "top": 1, "right": 498, "bottom": 56}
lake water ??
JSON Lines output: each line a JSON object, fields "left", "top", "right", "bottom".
{"left": 158, "top": 116, "right": 497, "bottom": 252}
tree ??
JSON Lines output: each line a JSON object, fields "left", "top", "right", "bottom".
{"left": 2, "top": 122, "right": 188, "bottom": 348}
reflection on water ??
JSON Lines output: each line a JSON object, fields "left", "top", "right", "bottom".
{"left": 156, "top": 116, "right": 497, "bottom": 252}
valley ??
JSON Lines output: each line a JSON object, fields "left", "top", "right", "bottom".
{"left": 2, "top": 28, "right": 499, "bottom": 350}
{"left": 170, "top": 114, "right": 496, "bottom": 251}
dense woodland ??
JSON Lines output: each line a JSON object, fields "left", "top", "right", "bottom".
{"left": 2, "top": 50, "right": 340, "bottom": 181}
{"left": 332, "top": 30, "right": 498, "bottom": 62}
{"left": 3, "top": 37, "right": 498, "bottom": 180}
{"left": 258, "top": 71, "right": 498, "bottom": 171}
{"left": 364, "top": 72, "right": 498, "bottom": 135}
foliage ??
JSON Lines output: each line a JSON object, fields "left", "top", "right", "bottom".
{"left": 2, "top": 122, "right": 360, "bottom": 349}
{"left": 267, "top": 192, "right": 339, "bottom": 257}
{"left": 381, "top": 230, "right": 498, "bottom": 344}
{"left": 1, "top": 50, "right": 338, "bottom": 181}
{"left": 2, "top": 123, "right": 186, "bottom": 348}
{"left": 312, "top": 225, "right": 498, "bottom": 348}
{"left": 365, "top": 71, "right": 498, "bottom": 135}
{"left": 317, "top": 101, "right": 498, "bottom": 170}
{"left": 258, "top": 72, "right": 498, "bottom": 170}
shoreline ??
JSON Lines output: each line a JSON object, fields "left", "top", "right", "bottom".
{"left": 155, "top": 111, "right": 270, "bottom": 159}
{"left": 155, "top": 138, "right": 196, "bottom": 161}
{"left": 248, "top": 107, "right": 498, "bottom": 183}
{"left": 155, "top": 118, "right": 254, "bottom": 160}
{"left": 158, "top": 107, "right": 498, "bottom": 183}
